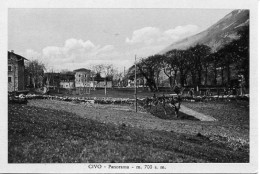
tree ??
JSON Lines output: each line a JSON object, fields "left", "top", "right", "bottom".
{"left": 25, "top": 60, "right": 46, "bottom": 88}
{"left": 217, "top": 44, "right": 235, "bottom": 86}
{"left": 102, "top": 64, "right": 115, "bottom": 79}
{"left": 163, "top": 50, "right": 179, "bottom": 88}
{"left": 113, "top": 70, "right": 124, "bottom": 87}
{"left": 213, "top": 26, "right": 249, "bottom": 87}
{"left": 208, "top": 52, "right": 221, "bottom": 85}
{"left": 90, "top": 64, "right": 116, "bottom": 80}
{"left": 91, "top": 64, "right": 104, "bottom": 75}
{"left": 126, "top": 55, "right": 161, "bottom": 91}
{"left": 136, "top": 55, "right": 162, "bottom": 91}
{"left": 187, "top": 44, "right": 211, "bottom": 88}
{"left": 225, "top": 26, "right": 249, "bottom": 87}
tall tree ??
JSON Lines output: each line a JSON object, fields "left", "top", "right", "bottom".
{"left": 163, "top": 50, "right": 180, "bottom": 88}
{"left": 135, "top": 55, "right": 162, "bottom": 91}
{"left": 25, "top": 60, "right": 46, "bottom": 88}
{"left": 208, "top": 52, "right": 221, "bottom": 85}
{"left": 187, "top": 44, "right": 211, "bottom": 88}
{"left": 226, "top": 26, "right": 249, "bottom": 87}
{"left": 214, "top": 26, "right": 249, "bottom": 87}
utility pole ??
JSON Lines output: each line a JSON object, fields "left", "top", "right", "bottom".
{"left": 105, "top": 78, "right": 107, "bottom": 96}
{"left": 52, "top": 68, "right": 55, "bottom": 90}
{"left": 134, "top": 55, "right": 137, "bottom": 112}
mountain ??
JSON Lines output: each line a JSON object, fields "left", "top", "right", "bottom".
{"left": 159, "top": 9, "right": 249, "bottom": 54}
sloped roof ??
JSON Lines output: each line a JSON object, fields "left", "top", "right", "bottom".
{"left": 8, "top": 51, "right": 28, "bottom": 61}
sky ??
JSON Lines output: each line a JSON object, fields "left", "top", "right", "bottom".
{"left": 8, "top": 8, "right": 233, "bottom": 72}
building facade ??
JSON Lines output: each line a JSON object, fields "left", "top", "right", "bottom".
{"left": 74, "top": 68, "right": 91, "bottom": 88}
{"left": 8, "top": 51, "right": 27, "bottom": 92}
{"left": 59, "top": 73, "right": 75, "bottom": 89}
{"left": 94, "top": 76, "right": 112, "bottom": 88}
{"left": 60, "top": 81, "right": 75, "bottom": 89}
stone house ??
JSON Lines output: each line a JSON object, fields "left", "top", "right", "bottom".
{"left": 74, "top": 68, "right": 91, "bottom": 88}
{"left": 8, "top": 51, "right": 28, "bottom": 92}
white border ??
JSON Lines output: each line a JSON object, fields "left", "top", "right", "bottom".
{"left": 0, "top": 0, "right": 258, "bottom": 173}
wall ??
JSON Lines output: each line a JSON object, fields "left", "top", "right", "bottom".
{"left": 96, "top": 81, "right": 112, "bottom": 88}
{"left": 8, "top": 53, "right": 26, "bottom": 92}
{"left": 17, "top": 60, "right": 25, "bottom": 90}
{"left": 8, "top": 56, "right": 19, "bottom": 91}
{"left": 60, "top": 81, "right": 75, "bottom": 89}
{"left": 75, "top": 71, "right": 91, "bottom": 87}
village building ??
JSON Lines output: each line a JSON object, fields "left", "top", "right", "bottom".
{"left": 127, "top": 77, "right": 147, "bottom": 88}
{"left": 8, "top": 50, "right": 28, "bottom": 92}
{"left": 94, "top": 76, "right": 112, "bottom": 88}
{"left": 74, "top": 68, "right": 91, "bottom": 88}
{"left": 44, "top": 72, "right": 60, "bottom": 89}
{"left": 59, "top": 73, "right": 75, "bottom": 89}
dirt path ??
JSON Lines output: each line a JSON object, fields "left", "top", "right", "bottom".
{"left": 27, "top": 99, "right": 248, "bottom": 143}
{"left": 180, "top": 105, "right": 217, "bottom": 121}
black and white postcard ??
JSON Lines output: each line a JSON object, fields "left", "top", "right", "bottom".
{"left": 0, "top": 0, "right": 258, "bottom": 173}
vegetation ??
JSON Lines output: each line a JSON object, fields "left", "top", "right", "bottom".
{"left": 9, "top": 101, "right": 249, "bottom": 163}
{"left": 25, "top": 60, "right": 46, "bottom": 88}
{"left": 127, "top": 26, "right": 249, "bottom": 92}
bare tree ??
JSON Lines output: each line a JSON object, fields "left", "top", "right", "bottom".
{"left": 25, "top": 59, "right": 46, "bottom": 88}
{"left": 91, "top": 64, "right": 104, "bottom": 75}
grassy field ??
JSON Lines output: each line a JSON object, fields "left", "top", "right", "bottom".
{"left": 183, "top": 100, "right": 249, "bottom": 129}
{"left": 48, "top": 88, "right": 174, "bottom": 99}
{"left": 8, "top": 98, "right": 249, "bottom": 163}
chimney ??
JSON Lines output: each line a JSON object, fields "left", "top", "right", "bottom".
{"left": 11, "top": 50, "right": 14, "bottom": 53}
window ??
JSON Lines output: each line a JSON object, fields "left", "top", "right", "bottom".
{"left": 8, "top": 77, "right": 11, "bottom": 82}
{"left": 8, "top": 66, "right": 11, "bottom": 72}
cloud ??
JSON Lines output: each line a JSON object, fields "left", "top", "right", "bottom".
{"left": 25, "top": 49, "right": 41, "bottom": 59}
{"left": 126, "top": 25, "right": 199, "bottom": 45}
{"left": 24, "top": 38, "right": 116, "bottom": 71}
{"left": 164, "top": 25, "right": 199, "bottom": 39}
{"left": 23, "top": 25, "right": 199, "bottom": 72}
{"left": 126, "top": 27, "right": 161, "bottom": 45}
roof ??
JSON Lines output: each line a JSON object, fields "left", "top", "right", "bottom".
{"left": 8, "top": 51, "right": 28, "bottom": 61}
{"left": 44, "top": 72, "right": 60, "bottom": 76}
{"left": 94, "top": 76, "right": 112, "bottom": 82}
{"left": 60, "top": 73, "right": 75, "bottom": 81}
{"left": 73, "top": 68, "right": 91, "bottom": 72}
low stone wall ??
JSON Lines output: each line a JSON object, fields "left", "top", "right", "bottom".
{"left": 20, "top": 93, "right": 249, "bottom": 106}
{"left": 24, "top": 94, "right": 137, "bottom": 105}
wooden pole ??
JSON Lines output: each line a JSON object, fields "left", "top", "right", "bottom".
{"left": 135, "top": 55, "right": 137, "bottom": 112}
{"left": 105, "top": 79, "right": 107, "bottom": 96}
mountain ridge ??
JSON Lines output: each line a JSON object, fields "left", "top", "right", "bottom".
{"left": 159, "top": 9, "right": 249, "bottom": 54}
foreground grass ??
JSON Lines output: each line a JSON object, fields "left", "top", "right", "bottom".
{"left": 9, "top": 103, "right": 248, "bottom": 163}
{"left": 183, "top": 100, "right": 249, "bottom": 129}
{"left": 48, "top": 88, "right": 174, "bottom": 99}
